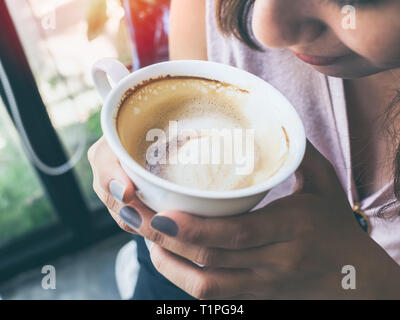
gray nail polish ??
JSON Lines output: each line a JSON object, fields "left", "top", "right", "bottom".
{"left": 120, "top": 206, "right": 142, "bottom": 229}
{"left": 110, "top": 180, "right": 126, "bottom": 202}
{"left": 150, "top": 216, "right": 178, "bottom": 237}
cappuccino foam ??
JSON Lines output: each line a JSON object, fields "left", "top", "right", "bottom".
{"left": 117, "top": 77, "right": 289, "bottom": 191}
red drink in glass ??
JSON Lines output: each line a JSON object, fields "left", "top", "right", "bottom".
{"left": 123, "top": 0, "right": 170, "bottom": 69}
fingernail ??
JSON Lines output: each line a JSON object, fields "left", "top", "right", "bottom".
{"left": 109, "top": 180, "right": 126, "bottom": 202}
{"left": 150, "top": 216, "right": 178, "bottom": 237}
{"left": 120, "top": 206, "right": 142, "bottom": 230}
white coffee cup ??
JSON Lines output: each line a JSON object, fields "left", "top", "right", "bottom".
{"left": 92, "top": 58, "right": 306, "bottom": 217}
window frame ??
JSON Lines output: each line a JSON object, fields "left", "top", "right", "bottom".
{"left": 0, "top": 1, "right": 122, "bottom": 283}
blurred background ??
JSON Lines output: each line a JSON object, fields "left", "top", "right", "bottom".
{"left": 0, "top": 0, "right": 169, "bottom": 299}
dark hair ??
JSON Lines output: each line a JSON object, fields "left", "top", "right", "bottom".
{"left": 216, "top": 0, "right": 260, "bottom": 50}
{"left": 216, "top": 0, "right": 400, "bottom": 218}
{"left": 378, "top": 90, "right": 400, "bottom": 218}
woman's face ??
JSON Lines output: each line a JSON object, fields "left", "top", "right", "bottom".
{"left": 252, "top": 0, "right": 400, "bottom": 78}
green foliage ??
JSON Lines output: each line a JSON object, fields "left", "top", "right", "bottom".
{"left": 0, "top": 137, "right": 54, "bottom": 245}
{"left": 85, "top": 108, "right": 103, "bottom": 139}
{"left": 76, "top": 108, "right": 103, "bottom": 206}
{"left": 0, "top": 108, "right": 102, "bottom": 246}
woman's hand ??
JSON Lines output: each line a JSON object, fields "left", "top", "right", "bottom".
{"left": 88, "top": 136, "right": 154, "bottom": 234}
{"left": 88, "top": 137, "right": 400, "bottom": 299}
{"left": 135, "top": 141, "right": 400, "bottom": 299}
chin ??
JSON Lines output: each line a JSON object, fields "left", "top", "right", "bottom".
{"left": 310, "top": 61, "right": 391, "bottom": 79}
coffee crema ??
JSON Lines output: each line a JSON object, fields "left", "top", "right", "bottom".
{"left": 116, "top": 76, "right": 289, "bottom": 191}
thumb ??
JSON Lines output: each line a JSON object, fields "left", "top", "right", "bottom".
{"left": 293, "top": 140, "right": 345, "bottom": 199}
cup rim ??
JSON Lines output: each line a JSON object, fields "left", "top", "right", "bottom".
{"left": 101, "top": 60, "right": 306, "bottom": 200}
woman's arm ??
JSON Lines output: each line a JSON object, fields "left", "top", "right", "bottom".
{"left": 169, "top": 0, "right": 207, "bottom": 60}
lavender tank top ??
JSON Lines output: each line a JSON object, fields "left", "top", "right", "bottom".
{"left": 205, "top": 0, "right": 400, "bottom": 264}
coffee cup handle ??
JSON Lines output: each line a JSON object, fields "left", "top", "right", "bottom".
{"left": 92, "top": 58, "right": 130, "bottom": 100}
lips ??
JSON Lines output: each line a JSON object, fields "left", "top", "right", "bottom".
{"left": 293, "top": 52, "right": 342, "bottom": 66}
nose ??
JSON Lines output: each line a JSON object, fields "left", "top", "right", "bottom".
{"left": 252, "top": 0, "right": 325, "bottom": 49}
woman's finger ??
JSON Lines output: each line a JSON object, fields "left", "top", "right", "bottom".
{"left": 149, "top": 244, "right": 256, "bottom": 300}
{"left": 145, "top": 234, "right": 299, "bottom": 269}
{"left": 88, "top": 137, "right": 136, "bottom": 203}
{"left": 140, "top": 220, "right": 302, "bottom": 270}
{"left": 145, "top": 195, "right": 307, "bottom": 250}
{"left": 88, "top": 137, "right": 149, "bottom": 234}
{"left": 107, "top": 208, "right": 138, "bottom": 234}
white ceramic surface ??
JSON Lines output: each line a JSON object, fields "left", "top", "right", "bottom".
{"left": 92, "top": 58, "right": 306, "bottom": 217}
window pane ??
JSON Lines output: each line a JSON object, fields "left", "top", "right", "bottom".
{"left": 0, "top": 98, "right": 57, "bottom": 248}
{"left": 5, "top": 0, "right": 132, "bottom": 210}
